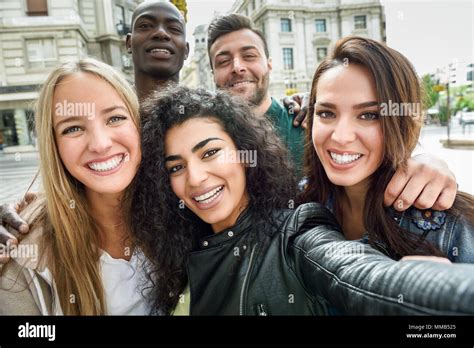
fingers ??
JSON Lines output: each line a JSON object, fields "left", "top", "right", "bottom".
{"left": 293, "top": 93, "right": 310, "bottom": 127}
{"left": 401, "top": 255, "right": 452, "bottom": 264}
{"left": 0, "top": 227, "right": 18, "bottom": 264}
{"left": 384, "top": 168, "right": 410, "bottom": 207}
{"left": 385, "top": 157, "right": 458, "bottom": 211}
{"left": 288, "top": 101, "right": 301, "bottom": 120}
{"left": 301, "top": 115, "right": 309, "bottom": 129}
{"left": 283, "top": 96, "right": 301, "bottom": 113}
{"left": 293, "top": 106, "right": 308, "bottom": 127}
{"left": 24, "top": 192, "right": 38, "bottom": 204}
{"left": 413, "top": 181, "right": 443, "bottom": 210}
{"left": 1, "top": 203, "right": 29, "bottom": 234}
{"left": 432, "top": 187, "right": 457, "bottom": 211}
{"left": 393, "top": 174, "right": 429, "bottom": 211}
{"left": 0, "top": 225, "right": 18, "bottom": 247}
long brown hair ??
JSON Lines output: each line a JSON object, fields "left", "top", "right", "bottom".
{"left": 299, "top": 36, "right": 473, "bottom": 259}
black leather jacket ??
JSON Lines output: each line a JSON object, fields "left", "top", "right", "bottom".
{"left": 187, "top": 203, "right": 474, "bottom": 315}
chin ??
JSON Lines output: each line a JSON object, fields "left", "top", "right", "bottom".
{"left": 196, "top": 208, "right": 233, "bottom": 226}
{"left": 85, "top": 180, "right": 131, "bottom": 195}
{"left": 326, "top": 174, "right": 362, "bottom": 187}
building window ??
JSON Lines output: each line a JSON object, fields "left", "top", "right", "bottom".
{"left": 126, "top": 9, "right": 134, "bottom": 27}
{"left": 315, "top": 19, "right": 326, "bottom": 33}
{"left": 26, "top": 38, "right": 57, "bottom": 69}
{"left": 281, "top": 18, "right": 292, "bottom": 32}
{"left": 283, "top": 48, "right": 294, "bottom": 70}
{"left": 317, "top": 47, "right": 327, "bottom": 61}
{"left": 354, "top": 15, "right": 367, "bottom": 29}
{"left": 26, "top": 0, "right": 48, "bottom": 16}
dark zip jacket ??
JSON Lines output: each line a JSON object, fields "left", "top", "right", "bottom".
{"left": 187, "top": 202, "right": 474, "bottom": 315}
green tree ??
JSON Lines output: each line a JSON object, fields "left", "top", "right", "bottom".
{"left": 171, "top": 0, "right": 187, "bottom": 22}
{"left": 422, "top": 74, "right": 440, "bottom": 109}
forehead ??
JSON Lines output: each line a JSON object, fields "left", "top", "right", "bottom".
{"left": 316, "top": 64, "right": 377, "bottom": 101}
{"left": 165, "top": 118, "right": 228, "bottom": 150}
{"left": 210, "top": 29, "right": 266, "bottom": 56}
{"left": 132, "top": 2, "right": 184, "bottom": 25}
{"left": 53, "top": 73, "right": 123, "bottom": 105}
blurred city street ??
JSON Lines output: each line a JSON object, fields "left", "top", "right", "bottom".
{"left": 418, "top": 119, "right": 473, "bottom": 195}
{"left": 0, "top": 151, "right": 41, "bottom": 204}
{"left": 0, "top": 120, "right": 472, "bottom": 205}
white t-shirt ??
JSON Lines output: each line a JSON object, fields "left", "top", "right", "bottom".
{"left": 34, "top": 249, "right": 153, "bottom": 315}
{"left": 100, "top": 249, "right": 152, "bottom": 315}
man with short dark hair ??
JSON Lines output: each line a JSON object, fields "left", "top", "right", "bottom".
{"left": 207, "top": 14, "right": 305, "bottom": 171}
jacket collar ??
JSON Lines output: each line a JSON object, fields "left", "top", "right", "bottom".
{"left": 198, "top": 207, "right": 254, "bottom": 249}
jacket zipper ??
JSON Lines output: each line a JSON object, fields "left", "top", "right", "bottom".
{"left": 257, "top": 303, "right": 268, "bottom": 316}
{"left": 239, "top": 243, "right": 258, "bottom": 316}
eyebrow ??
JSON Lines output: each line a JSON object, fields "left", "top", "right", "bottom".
{"left": 54, "top": 106, "right": 128, "bottom": 129}
{"left": 315, "top": 101, "right": 379, "bottom": 109}
{"left": 54, "top": 116, "right": 84, "bottom": 130}
{"left": 101, "top": 105, "right": 129, "bottom": 115}
{"left": 165, "top": 137, "right": 224, "bottom": 162}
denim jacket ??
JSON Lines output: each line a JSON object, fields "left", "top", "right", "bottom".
{"left": 326, "top": 194, "right": 474, "bottom": 263}
{"left": 387, "top": 207, "right": 474, "bottom": 263}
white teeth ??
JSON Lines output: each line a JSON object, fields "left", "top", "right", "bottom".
{"left": 151, "top": 48, "right": 170, "bottom": 54}
{"left": 329, "top": 152, "right": 362, "bottom": 164}
{"left": 193, "top": 186, "right": 223, "bottom": 203}
{"left": 231, "top": 80, "right": 253, "bottom": 87}
{"left": 88, "top": 154, "right": 124, "bottom": 172}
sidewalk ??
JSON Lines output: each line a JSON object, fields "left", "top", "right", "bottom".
{"left": 1, "top": 145, "right": 38, "bottom": 154}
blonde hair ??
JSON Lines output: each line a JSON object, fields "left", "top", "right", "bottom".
{"left": 35, "top": 57, "right": 140, "bottom": 315}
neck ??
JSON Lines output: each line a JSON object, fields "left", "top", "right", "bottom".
{"left": 253, "top": 94, "right": 272, "bottom": 118}
{"left": 339, "top": 180, "right": 370, "bottom": 240}
{"left": 211, "top": 193, "right": 249, "bottom": 234}
{"left": 135, "top": 73, "right": 179, "bottom": 102}
{"left": 86, "top": 190, "right": 132, "bottom": 260}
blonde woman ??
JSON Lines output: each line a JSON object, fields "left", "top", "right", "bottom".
{"left": 0, "top": 58, "right": 148, "bottom": 315}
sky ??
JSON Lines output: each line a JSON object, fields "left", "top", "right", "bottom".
{"left": 181, "top": 0, "right": 473, "bottom": 76}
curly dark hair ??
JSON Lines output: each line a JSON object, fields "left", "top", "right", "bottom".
{"left": 130, "top": 85, "right": 297, "bottom": 314}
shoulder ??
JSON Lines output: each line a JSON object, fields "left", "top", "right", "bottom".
{"left": 282, "top": 202, "right": 340, "bottom": 236}
{"left": 391, "top": 206, "right": 457, "bottom": 234}
{"left": 392, "top": 206, "right": 474, "bottom": 262}
{"left": 0, "top": 260, "right": 44, "bottom": 315}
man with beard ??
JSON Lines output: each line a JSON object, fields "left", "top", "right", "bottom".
{"left": 126, "top": 0, "right": 189, "bottom": 101}
{"left": 207, "top": 14, "right": 305, "bottom": 172}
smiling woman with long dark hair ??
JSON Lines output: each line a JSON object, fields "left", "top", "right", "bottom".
{"left": 131, "top": 87, "right": 298, "bottom": 314}
{"left": 299, "top": 36, "right": 474, "bottom": 262}
{"left": 130, "top": 85, "right": 474, "bottom": 316}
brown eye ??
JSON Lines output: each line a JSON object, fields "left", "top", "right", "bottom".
{"left": 360, "top": 112, "right": 379, "bottom": 120}
{"left": 316, "top": 111, "right": 335, "bottom": 119}
{"left": 203, "top": 148, "right": 220, "bottom": 159}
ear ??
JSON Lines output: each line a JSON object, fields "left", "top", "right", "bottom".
{"left": 184, "top": 42, "right": 190, "bottom": 60}
{"left": 267, "top": 56, "right": 273, "bottom": 72}
{"left": 125, "top": 34, "right": 132, "bottom": 53}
